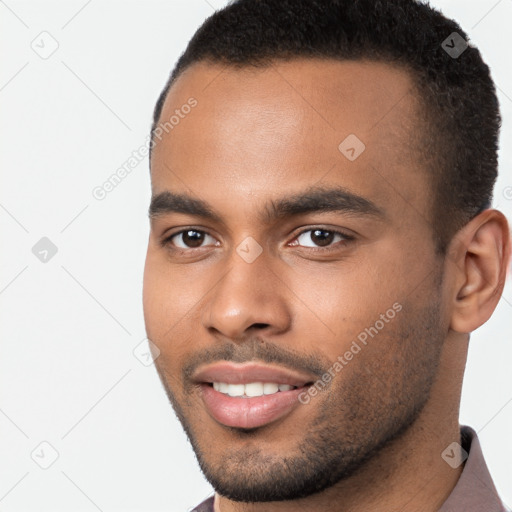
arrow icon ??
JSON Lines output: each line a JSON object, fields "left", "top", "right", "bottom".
{"left": 32, "top": 237, "right": 58, "bottom": 263}
{"left": 339, "top": 134, "right": 365, "bottom": 161}
{"left": 133, "top": 338, "right": 160, "bottom": 366}
{"left": 236, "top": 237, "right": 263, "bottom": 263}
{"left": 31, "top": 441, "right": 59, "bottom": 469}
{"left": 444, "top": 449, "right": 455, "bottom": 458}
{"left": 30, "top": 31, "right": 59, "bottom": 60}
{"left": 441, "top": 32, "right": 468, "bottom": 59}
{"left": 441, "top": 441, "right": 468, "bottom": 468}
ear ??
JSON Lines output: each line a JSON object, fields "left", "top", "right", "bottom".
{"left": 448, "top": 209, "right": 511, "bottom": 334}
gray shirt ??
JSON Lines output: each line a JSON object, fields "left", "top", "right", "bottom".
{"left": 191, "top": 425, "right": 510, "bottom": 511}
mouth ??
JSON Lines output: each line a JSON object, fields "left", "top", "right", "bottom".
{"left": 211, "top": 381, "right": 300, "bottom": 397}
{"left": 193, "top": 362, "right": 316, "bottom": 429}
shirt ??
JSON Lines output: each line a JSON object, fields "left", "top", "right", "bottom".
{"left": 190, "top": 425, "right": 510, "bottom": 511}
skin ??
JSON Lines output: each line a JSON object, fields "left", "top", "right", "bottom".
{"left": 143, "top": 59, "right": 510, "bottom": 512}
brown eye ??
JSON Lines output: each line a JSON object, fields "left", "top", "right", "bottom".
{"left": 167, "top": 230, "right": 216, "bottom": 249}
{"left": 294, "top": 228, "right": 354, "bottom": 249}
{"left": 311, "top": 229, "right": 335, "bottom": 246}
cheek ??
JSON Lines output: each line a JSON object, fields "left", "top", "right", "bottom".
{"left": 142, "top": 255, "right": 165, "bottom": 339}
{"left": 143, "top": 254, "right": 203, "bottom": 364}
{"left": 289, "top": 266, "right": 414, "bottom": 379}
{"left": 143, "top": 252, "right": 182, "bottom": 344}
{"left": 286, "top": 263, "right": 396, "bottom": 342}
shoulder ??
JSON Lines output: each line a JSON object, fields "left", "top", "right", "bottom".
{"left": 189, "top": 495, "right": 214, "bottom": 512}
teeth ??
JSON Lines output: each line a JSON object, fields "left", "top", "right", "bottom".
{"left": 212, "top": 382, "right": 298, "bottom": 397}
{"left": 227, "top": 384, "right": 245, "bottom": 397}
{"left": 245, "top": 382, "right": 264, "bottom": 397}
{"left": 263, "top": 383, "right": 279, "bottom": 395}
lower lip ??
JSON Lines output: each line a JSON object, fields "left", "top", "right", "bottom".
{"left": 200, "top": 383, "right": 309, "bottom": 429}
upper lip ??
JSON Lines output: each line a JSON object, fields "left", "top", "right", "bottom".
{"left": 192, "top": 361, "right": 316, "bottom": 387}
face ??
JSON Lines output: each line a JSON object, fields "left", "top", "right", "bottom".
{"left": 143, "top": 59, "right": 449, "bottom": 502}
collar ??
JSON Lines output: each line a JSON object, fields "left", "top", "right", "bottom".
{"left": 439, "top": 424, "right": 509, "bottom": 511}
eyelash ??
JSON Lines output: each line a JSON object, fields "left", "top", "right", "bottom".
{"left": 160, "top": 227, "right": 355, "bottom": 254}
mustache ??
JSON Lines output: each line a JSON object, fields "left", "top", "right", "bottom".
{"left": 182, "top": 337, "right": 329, "bottom": 382}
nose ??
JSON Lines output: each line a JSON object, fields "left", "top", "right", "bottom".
{"left": 201, "top": 246, "right": 292, "bottom": 340}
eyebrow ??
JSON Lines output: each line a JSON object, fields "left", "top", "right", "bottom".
{"left": 148, "top": 185, "right": 385, "bottom": 224}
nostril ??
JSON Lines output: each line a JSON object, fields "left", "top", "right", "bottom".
{"left": 252, "top": 323, "right": 269, "bottom": 329}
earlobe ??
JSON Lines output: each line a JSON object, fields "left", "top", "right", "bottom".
{"left": 449, "top": 209, "right": 511, "bottom": 334}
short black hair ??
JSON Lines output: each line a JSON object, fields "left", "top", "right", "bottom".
{"left": 150, "top": 0, "right": 501, "bottom": 254}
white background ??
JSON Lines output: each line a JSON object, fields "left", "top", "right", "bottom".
{"left": 1, "top": 1, "right": 511, "bottom": 510}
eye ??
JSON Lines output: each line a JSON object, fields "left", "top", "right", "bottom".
{"left": 164, "top": 229, "right": 218, "bottom": 249}
{"left": 291, "top": 228, "right": 354, "bottom": 249}
{"left": 161, "top": 226, "right": 354, "bottom": 254}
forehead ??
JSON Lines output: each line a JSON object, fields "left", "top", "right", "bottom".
{"left": 151, "top": 58, "right": 429, "bottom": 222}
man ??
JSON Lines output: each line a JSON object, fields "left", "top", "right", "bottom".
{"left": 143, "top": 0, "right": 511, "bottom": 510}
